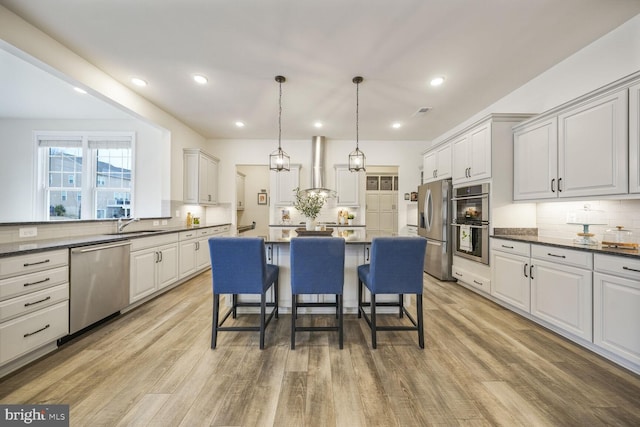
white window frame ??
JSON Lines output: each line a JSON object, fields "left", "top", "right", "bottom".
{"left": 35, "top": 131, "right": 135, "bottom": 221}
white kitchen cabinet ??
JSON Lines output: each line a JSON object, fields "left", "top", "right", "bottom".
{"left": 630, "top": 82, "right": 640, "bottom": 194}
{"left": 530, "top": 245, "right": 593, "bottom": 341}
{"left": 236, "top": 172, "right": 245, "bottom": 210}
{"left": 335, "top": 165, "right": 359, "bottom": 206}
{"left": 452, "top": 121, "right": 491, "bottom": 185}
{"left": 513, "top": 88, "right": 628, "bottom": 200}
{"left": 422, "top": 143, "right": 452, "bottom": 183}
{"left": 179, "top": 225, "right": 231, "bottom": 278}
{"left": 270, "top": 164, "right": 300, "bottom": 206}
{"left": 130, "top": 234, "right": 179, "bottom": 303}
{"left": 490, "top": 240, "right": 531, "bottom": 312}
{"left": 594, "top": 254, "right": 640, "bottom": 367}
{"left": 0, "top": 249, "right": 69, "bottom": 367}
{"left": 513, "top": 117, "right": 558, "bottom": 200}
{"left": 183, "top": 148, "right": 219, "bottom": 205}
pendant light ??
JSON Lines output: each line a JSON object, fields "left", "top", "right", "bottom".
{"left": 270, "top": 75, "right": 290, "bottom": 172}
{"left": 349, "top": 76, "right": 366, "bottom": 172}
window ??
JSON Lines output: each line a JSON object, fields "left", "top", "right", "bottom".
{"left": 37, "top": 132, "right": 134, "bottom": 220}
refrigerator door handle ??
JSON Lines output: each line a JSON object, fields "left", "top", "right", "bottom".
{"left": 425, "top": 188, "right": 433, "bottom": 231}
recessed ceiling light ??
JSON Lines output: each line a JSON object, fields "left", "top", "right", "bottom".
{"left": 314, "top": 121, "right": 323, "bottom": 128}
{"left": 235, "top": 121, "right": 245, "bottom": 128}
{"left": 131, "top": 77, "right": 148, "bottom": 87}
{"left": 392, "top": 122, "right": 402, "bottom": 129}
{"left": 193, "top": 74, "right": 208, "bottom": 85}
{"left": 430, "top": 76, "right": 445, "bottom": 87}
{"left": 73, "top": 87, "right": 87, "bottom": 94}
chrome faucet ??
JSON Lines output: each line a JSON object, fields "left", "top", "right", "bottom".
{"left": 117, "top": 217, "right": 139, "bottom": 233}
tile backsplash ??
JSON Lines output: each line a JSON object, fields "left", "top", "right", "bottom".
{"left": 536, "top": 199, "right": 640, "bottom": 241}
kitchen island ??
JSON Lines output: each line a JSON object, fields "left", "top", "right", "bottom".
{"left": 248, "top": 227, "right": 419, "bottom": 314}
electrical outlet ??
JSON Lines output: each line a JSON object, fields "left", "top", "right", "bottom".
{"left": 175, "top": 210, "right": 181, "bottom": 217}
{"left": 161, "top": 220, "right": 168, "bottom": 225}
{"left": 19, "top": 227, "right": 38, "bottom": 238}
{"left": 153, "top": 220, "right": 160, "bottom": 226}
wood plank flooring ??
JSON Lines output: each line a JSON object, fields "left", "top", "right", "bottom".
{"left": 1, "top": 271, "right": 640, "bottom": 426}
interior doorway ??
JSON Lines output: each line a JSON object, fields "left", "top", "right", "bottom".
{"left": 236, "top": 165, "right": 270, "bottom": 238}
{"left": 365, "top": 166, "right": 398, "bottom": 236}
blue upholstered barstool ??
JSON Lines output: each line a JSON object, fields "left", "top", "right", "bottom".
{"left": 357, "top": 237, "right": 427, "bottom": 349}
{"left": 290, "top": 237, "right": 345, "bottom": 349}
{"left": 208, "top": 237, "right": 279, "bottom": 349}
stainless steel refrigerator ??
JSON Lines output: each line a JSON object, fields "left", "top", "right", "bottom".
{"left": 418, "top": 179, "right": 455, "bottom": 281}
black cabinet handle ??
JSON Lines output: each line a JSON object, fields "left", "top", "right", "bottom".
{"left": 530, "top": 264, "right": 534, "bottom": 279}
{"left": 24, "top": 324, "right": 50, "bottom": 338}
{"left": 24, "top": 277, "right": 50, "bottom": 287}
{"left": 23, "top": 259, "right": 50, "bottom": 267}
{"left": 551, "top": 178, "right": 556, "bottom": 192}
{"left": 547, "top": 253, "right": 566, "bottom": 258}
{"left": 524, "top": 263, "right": 528, "bottom": 278}
{"left": 558, "top": 178, "right": 563, "bottom": 192}
{"left": 25, "top": 296, "right": 51, "bottom": 307}
{"left": 501, "top": 245, "right": 514, "bottom": 249}
{"left": 623, "top": 266, "right": 640, "bottom": 273}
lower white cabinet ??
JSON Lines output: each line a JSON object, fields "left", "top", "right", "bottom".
{"left": 0, "top": 249, "right": 70, "bottom": 367}
{"left": 530, "top": 258, "right": 592, "bottom": 341}
{"left": 179, "top": 226, "right": 231, "bottom": 278}
{"left": 452, "top": 263, "right": 491, "bottom": 294}
{"left": 490, "top": 240, "right": 531, "bottom": 311}
{"left": 130, "top": 234, "right": 179, "bottom": 303}
{"left": 594, "top": 254, "right": 640, "bottom": 366}
{"left": 490, "top": 239, "right": 593, "bottom": 341}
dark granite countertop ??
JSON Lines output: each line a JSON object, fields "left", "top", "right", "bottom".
{"left": 266, "top": 228, "right": 400, "bottom": 244}
{"left": 0, "top": 223, "right": 231, "bottom": 257}
{"left": 491, "top": 234, "right": 640, "bottom": 259}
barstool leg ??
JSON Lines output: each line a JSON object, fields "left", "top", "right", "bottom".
{"left": 338, "top": 294, "right": 344, "bottom": 349}
{"left": 260, "top": 291, "right": 266, "bottom": 350}
{"left": 371, "top": 293, "right": 377, "bottom": 349}
{"left": 211, "top": 293, "right": 220, "bottom": 349}
{"left": 417, "top": 293, "right": 424, "bottom": 349}
{"left": 399, "top": 293, "right": 404, "bottom": 318}
{"left": 291, "top": 294, "right": 296, "bottom": 350}
{"left": 232, "top": 294, "right": 238, "bottom": 319}
{"left": 357, "top": 280, "right": 363, "bottom": 318}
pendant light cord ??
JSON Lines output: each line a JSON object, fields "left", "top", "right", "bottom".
{"left": 355, "top": 80, "right": 359, "bottom": 150}
{"left": 278, "top": 79, "right": 283, "bottom": 150}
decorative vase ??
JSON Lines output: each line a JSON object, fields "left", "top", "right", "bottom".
{"left": 305, "top": 218, "right": 316, "bottom": 231}
{"left": 348, "top": 219, "right": 353, "bottom": 225}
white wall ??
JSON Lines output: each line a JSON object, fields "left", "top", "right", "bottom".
{"left": 428, "top": 13, "right": 640, "bottom": 148}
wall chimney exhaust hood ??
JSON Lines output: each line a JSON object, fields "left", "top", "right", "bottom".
{"left": 304, "top": 136, "right": 335, "bottom": 196}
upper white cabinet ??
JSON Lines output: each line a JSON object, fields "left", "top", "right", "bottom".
{"left": 184, "top": 148, "right": 219, "bottom": 205}
{"left": 452, "top": 121, "right": 491, "bottom": 185}
{"left": 335, "top": 165, "right": 360, "bottom": 206}
{"left": 270, "top": 164, "right": 300, "bottom": 206}
{"left": 514, "top": 85, "right": 630, "bottom": 201}
{"left": 630, "top": 82, "right": 640, "bottom": 194}
{"left": 422, "top": 143, "right": 452, "bottom": 183}
{"left": 236, "top": 172, "right": 245, "bottom": 210}
{"left": 513, "top": 117, "right": 558, "bottom": 200}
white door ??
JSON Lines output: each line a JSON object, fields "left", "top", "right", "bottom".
{"left": 178, "top": 240, "right": 197, "bottom": 278}
{"left": 130, "top": 249, "right": 157, "bottom": 303}
{"left": 451, "top": 134, "right": 470, "bottom": 184}
{"left": 468, "top": 122, "right": 491, "bottom": 181}
{"left": 491, "top": 251, "right": 530, "bottom": 312}
{"left": 629, "top": 82, "right": 640, "bottom": 194}
{"left": 157, "top": 243, "right": 179, "bottom": 290}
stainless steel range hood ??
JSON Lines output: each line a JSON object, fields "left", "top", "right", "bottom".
{"left": 304, "top": 136, "right": 335, "bottom": 195}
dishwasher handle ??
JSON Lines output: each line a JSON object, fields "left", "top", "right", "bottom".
{"left": 71, "top": 241, "right": 131, "bottom": 254}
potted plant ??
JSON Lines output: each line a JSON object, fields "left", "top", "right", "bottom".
{"left": 293, "top": 187, "right": 325, "bottom": 230}
{"left": 347, "top": 213, "right": 355, "bottom": 225}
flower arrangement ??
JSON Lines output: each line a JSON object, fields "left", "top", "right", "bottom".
{"left": 293, "top": 187, "right": 325, "bottom": 220}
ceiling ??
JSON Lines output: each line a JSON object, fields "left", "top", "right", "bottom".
{"left": 2, "top": 0, "right": 640, "bottom": 141}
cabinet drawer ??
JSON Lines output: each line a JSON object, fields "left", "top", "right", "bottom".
{"left": 0, "top": 300, "right": 68, "bottom": 364}
{"left": 210, "top": 225, "right": 230, "bottom": 235}
{"left": 531, "top": 245, "right": 593, "bottom": 269}
{"left": 0, "top": 249, "right": 68, "bottom": 279}
{"left": 197, "top": 228, "right": 216, "bottom": 237}
{"left": 0, "top": 266, "right": 69, "bottom": 302}
{"left": 491, "top": 238, "right": 530, "bottom": 257}
{"left": 595, "top": 254, "right": 640, "bottom": 281}
{"left": 0, "top": 283, "right": 69, "bottom": 323}
{"left": 453, "top": 265, "right": 491, "bottom": 294}
{"left": 179, "top": 230, "right": 198, "bottom": 241}
{"left": 130, "top": 234, "right": 178, "bottom": 252}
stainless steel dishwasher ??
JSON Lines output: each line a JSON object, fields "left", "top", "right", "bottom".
{"left": 70, "top": 241, "right": 131, "bottom": 334}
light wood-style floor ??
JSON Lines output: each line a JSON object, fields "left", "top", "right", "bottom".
{"left": 2, "top": 271, "right": 640, "bottom": 426}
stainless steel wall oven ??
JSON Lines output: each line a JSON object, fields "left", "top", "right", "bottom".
{"left": 451, "top": 183, "right": 489, "bottom": 264}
